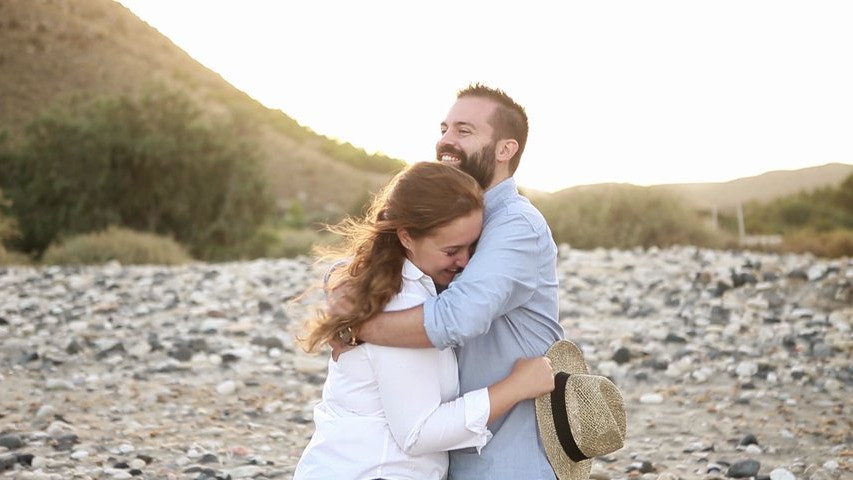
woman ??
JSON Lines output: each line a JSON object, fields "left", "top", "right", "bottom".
{"left": 294, "top": 162, "right": 554, "bottom": 480}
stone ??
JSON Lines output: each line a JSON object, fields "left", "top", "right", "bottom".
{"left": 0, "top": 454, "right": 16, "bottom": 471}
{"left": 769, "top": 468, "right": 795, "bottom": 480}
{"left": 228, "top": 465, "right": 265, "bottom": 478}
{"left": 613, "top": 346, "right": 631, "bottom": 364}
{"left": 727, "top": 459, "right": 761, "bottom": 478}
{"left": 216, "top": 380, "right": 238, "bottom": 395}
{"left": 70, "top": 449, "right": 89, "bottom": 460}
{"left": 0, "top": 433, "right": 24, "bottom": 449}
{"left": 627, "top": 461, "right": 656, "bottom": 474}
{"left": 640, "top": 393, "right": 664, "bottom": 404}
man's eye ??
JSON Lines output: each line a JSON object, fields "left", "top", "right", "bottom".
{"left": 444, "top": 250, "right": 458, "bottom": 256}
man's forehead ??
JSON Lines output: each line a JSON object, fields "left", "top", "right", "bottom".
{"left": 444, "top": 97, "right": 496, "bottom": 125}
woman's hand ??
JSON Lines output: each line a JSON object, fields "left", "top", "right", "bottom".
{"left": 508, "top": 356, "right": 555, "bottom": 400}
{"left": 486, "top": 356, "right": 555, "bottom": 424}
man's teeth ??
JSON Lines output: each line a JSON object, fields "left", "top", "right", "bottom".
{"left": 441, "top": 155, "right": 459, "bottom": 163}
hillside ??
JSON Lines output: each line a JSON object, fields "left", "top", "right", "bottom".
{"left": 0, "top": 0, "right": 400, "bottom": 215}
{"left": 546, "top": 163, "right": 852, "bottom": 210}
{"left": 652, "top": 163, "right": 853, "bottom": 209}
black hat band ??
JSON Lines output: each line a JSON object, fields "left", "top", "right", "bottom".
{"left": 551, "top": 371, "right": 589, "bottom": 463}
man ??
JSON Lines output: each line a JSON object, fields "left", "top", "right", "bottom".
{"left": 339, "top": 84, "right": 563, "bottom": 479}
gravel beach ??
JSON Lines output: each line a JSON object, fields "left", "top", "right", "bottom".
{"left": 1, "top": 246, "right": 850, "bottom": 480}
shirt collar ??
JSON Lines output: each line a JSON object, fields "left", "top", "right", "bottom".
{"left": 402, "top": 258, "right": 438, "bottom": 296}
{"left": 484, "top": 177, "right": 517, "bottom": 219}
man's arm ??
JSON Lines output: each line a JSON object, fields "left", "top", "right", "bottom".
{"left": 424, "top": 211, "right": 542, "bottom": 349}
{"left": 353, "top": 210, "right": 543, "bottom": 350}
{"left": 358, "top": 305, "right": 432, "bottom": 348}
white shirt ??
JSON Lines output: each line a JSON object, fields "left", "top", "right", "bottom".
{"left": 294, "top": 260, "right": 493, "bottom": 480}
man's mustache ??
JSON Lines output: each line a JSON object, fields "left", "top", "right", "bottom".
{"left": 437, "top": 145, "right": 466, "bottom": 160}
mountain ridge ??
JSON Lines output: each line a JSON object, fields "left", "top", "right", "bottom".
{"left": 536, "top": 162, "right": 852, "bottom": 209}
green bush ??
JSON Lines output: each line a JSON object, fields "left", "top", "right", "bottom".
{"left": 42, "top": 227, "right": 193, "bottom": 265}
{"left": 535, "top": 185, "right": 724, "bottom": 249}
{"left": 721, "top": 173, "right": 853, "bottom": 235}
{"left": 206, "top": 224, "right": 338, "bottom": 260}
{"left": 0, "top": 85, "right": 274, "bottom": 259}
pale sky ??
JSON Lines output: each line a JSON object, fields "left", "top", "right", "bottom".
{"left": 117, "top": 0, "right": 852, "bottom": 193}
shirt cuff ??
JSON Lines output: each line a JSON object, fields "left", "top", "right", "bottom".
{"left": 463, "top": 388, "right": 493, "bottom": 453}
{"left": 422, "top": 296, "right": 447, "bottom": 349}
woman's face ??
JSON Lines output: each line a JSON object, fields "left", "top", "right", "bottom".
{"left": 399, "top": 209, "right": 483, "bottom": 289}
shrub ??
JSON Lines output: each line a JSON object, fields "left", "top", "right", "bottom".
{"left": 0, "top": 188, "right": 17, "bottom": 244}
{"left": 779, "top": 229, "right": 853, "bottom": 258}
{"left": 535, "top": 185, "right": 725, "bottom": 249}
{"left": 42, "top": 227, "right": 193, "bottom": 265}
{"left": 0, "top": 85, "right": 274, "bottom": 259}
{"left": 723, "top": 173, "right": 853, "bottom": 235}
{"left": 0, "top": 188, "right": 22, "bottom": 263}
{"left": 0, "top": 249, "right": 32, "bottom": 266}
{"left": 205, "top": 224, "right": 339, "bottom": 260}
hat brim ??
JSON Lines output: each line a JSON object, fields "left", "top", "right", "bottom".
{"left": 535, "top": 340, "right": 592, "bottom": 480}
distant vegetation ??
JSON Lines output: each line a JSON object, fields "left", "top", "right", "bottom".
{"left": 533, "top": 174, "right": 853, "bottom": 258}
{"left": 0, "top": 86, "right": 274, "bottom": 261}
{"left": 717, "top": 173, "right": 853, "bottom": 257}
{"left": 534, "top": 185, "right": 726, "bottom": 250}
{"left": 42, "top": 227, "right": 193, "bottom": 266}
{"left": 720, "top": 173, "right": 853, "bottom": 234}
{"left": 263, "top": 110, "right": 403, "bottom": 174}
{"left": 0, "top": 187, "right": 22, "bottom": 264}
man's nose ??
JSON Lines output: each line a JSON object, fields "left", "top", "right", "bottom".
{"left": 437, "top": 131, "right": 456, "bottom": 148}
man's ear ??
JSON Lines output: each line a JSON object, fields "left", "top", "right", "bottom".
{"left": 397, "top": 227, "right": 413, "bottom": 251}
{"left": 495, "top": 139, "right": 519, "bottom": 164}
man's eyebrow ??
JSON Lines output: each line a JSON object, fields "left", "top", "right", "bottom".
{"left": 441, "top": 121, "right": 475, "bottom": 130}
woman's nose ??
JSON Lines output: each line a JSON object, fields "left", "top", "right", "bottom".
{"left": 456, "top": 250, "right": 470, "bottom": 267}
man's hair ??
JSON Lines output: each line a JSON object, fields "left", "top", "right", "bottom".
{"left": 457, "top": 83, "right": 528, "bottom": 174}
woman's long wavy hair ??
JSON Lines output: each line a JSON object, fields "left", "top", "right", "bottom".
{"left": 299, "top": 162, "right": 483, "bottom": 353}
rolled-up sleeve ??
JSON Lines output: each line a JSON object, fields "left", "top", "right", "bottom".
{"left": 424, "top": 211, "right": 540, "bottom": 349}
{"left": 368, "top": 345, "right": 492, "bottom": 456}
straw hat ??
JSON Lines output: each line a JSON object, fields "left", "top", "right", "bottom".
{"left": 535, "top": 340, "right": 627, "bottom": 480}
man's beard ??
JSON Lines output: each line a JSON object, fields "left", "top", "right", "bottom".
{"left": 438, "top": 143, "right": 496, "bottom": 190}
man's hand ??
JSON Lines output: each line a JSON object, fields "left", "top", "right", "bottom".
{"left": 328, "top": 335, "right": 355, "bottom": 361}
{"left": 325, "top": 281, "right": 356, "bottom": 361}
{"left": 325, "top": 280, "right": 354, "bottom": 319}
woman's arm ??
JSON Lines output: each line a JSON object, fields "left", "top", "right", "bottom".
{"left": 370, "top": 344, "right": 554, "bottom": 456}
{"left": 485, "top": 356, "right": 554, "bottom": 424}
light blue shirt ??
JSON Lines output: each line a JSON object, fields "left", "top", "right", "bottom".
{"left": 423, "top": 177, "right": 564, "bottom": 480}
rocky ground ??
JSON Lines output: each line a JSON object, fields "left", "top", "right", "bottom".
{"left": 0, "top": 246, "right": 850, "bottom": 480}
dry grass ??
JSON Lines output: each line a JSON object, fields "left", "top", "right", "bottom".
{"left": 42, "top": 227, "right": 194, "bottom": 265}
{"left": 778, "top": 229, "right": 853, "bottom": 258}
